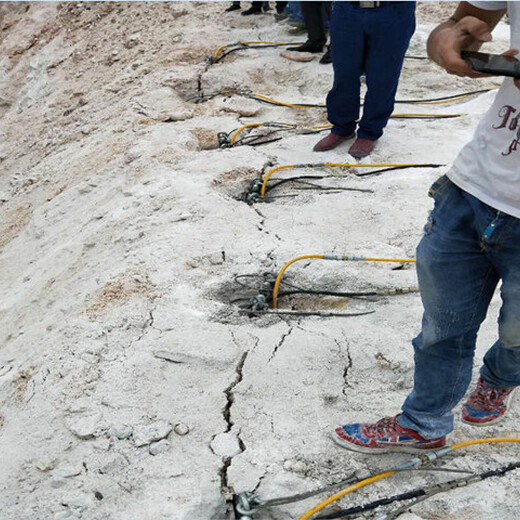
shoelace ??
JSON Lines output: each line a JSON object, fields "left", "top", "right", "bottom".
{"left": 469, "top": 382, "right": 510, "bottom": 411}
{"left": 366, "top": 417, "right": 401, "bottom": 437}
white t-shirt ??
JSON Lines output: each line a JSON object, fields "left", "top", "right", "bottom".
{"left": 448, "top": 1, "right": 520, "bottom": 218}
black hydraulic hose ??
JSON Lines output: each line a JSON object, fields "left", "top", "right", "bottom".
{"left": 394, "top": 88, "right": 493, "bottom": 104}
{"left": 315, "top": 461, "right": 520, "bottom": 520}
{"left": 355, "top": 164, "right": 444, "bottom": 177}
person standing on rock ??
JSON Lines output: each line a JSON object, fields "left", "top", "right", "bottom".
{"left": 333, "top": 1, "right": 520, "bottom": 453}
{"left": 286, "top": 2, "right": 332, "bottom": 64}
{"left": 314, "top": 1, "right": 416, "bottom": 158}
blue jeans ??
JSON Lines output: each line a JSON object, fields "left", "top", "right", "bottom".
{"left": 286, "top": 1, "right": 304, "bottom": 24}
{"left": 327, "top": 1, "right": 415, "bottom": 140}
{"left": 399, "top": 176, "right": 520, "bottom": 439}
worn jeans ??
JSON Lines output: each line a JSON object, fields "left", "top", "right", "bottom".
{"left": 399, "top": 176, "right": 520, "bottom": 439}
{"left": 327, "top": 1, "right": 415, "bottom": 140}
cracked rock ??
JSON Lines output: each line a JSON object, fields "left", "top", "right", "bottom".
{"left": 107, "top": 424, "right": 133, "bottom": 440}
{"left": 67, "top": 411, "right": 102, "bottom": 439}
{"left": 51, "top": 465, "right": 83, "bottom": 479}
{"left": 149, "top": 439, "right": 170, "bottom": 455}
{"left": 283, "top": 459, "right": 307, "bottom": 474}
{"left": 133, "top": 421, "right": 172, "bottom": 447}
{"left": 210, "top": 432, "right": 241, "bottom": 458}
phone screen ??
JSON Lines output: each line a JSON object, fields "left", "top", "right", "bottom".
{"left": 461, "top": 51, "right": 520, "bottom": 79}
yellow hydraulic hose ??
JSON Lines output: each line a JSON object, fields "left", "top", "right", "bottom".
{"left": 451, "top": 437, "right": 520, "bottom": 450}
{"left": 249, "top": 92, "right": 479, "bottom": 108}
{"left": 253, "top": 93, "right": 325, "bottom": 108}
{"left": 297, "top": 437, "right": 520, "bottom": 520}
{"left": 213, "top": 43, "right": 230, "bottom": 60}
{"left": 213, "top": 41, "right": 304, "bottom": 60}
{"left": 230, "top": 123, "right": 295, "bottom": 145}
{"left": 272, "top": 254, "right": 416, "bottom": 308}
{"left": 230, "top": 115, "right": 462, "bottom": 147}
{"left": 297, "top": 472, "right": 396, "bottom": 520}
{"left": 260, "top": 163, "right": 434, "bottom": 198}
{"left": 398, "top": 89, "right": 494, "bottom": 105}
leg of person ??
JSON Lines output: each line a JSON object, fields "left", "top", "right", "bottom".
{"left": 301, "top": 1, "right": 327, "bottom": 50}
{"left": 462, "top": 208, "right": 520, "bottom": 425}
{"left": 242, "top": 1, "right": 262, "bottom": 15}
{"left": 225, "top": 1, "right": 241, "bottom": 12}
{"left": 353, "top": 2, "right": 415, "bottom": 154}
{"left": 399, "top": 182, "right": 501, "bottom": 438}
{"left": 275, "top": 1, "right": 288, "bottom": 14}
{"left": 314, "top": 3, "right": 364, "bottom": 151}
{"left": 319, "top": 2, "right": 332, "bottom": 64}
{"left": 286, "top": 1, "right": 305, "bottom": 28}
{"left": 287, "top": 2, "right": 326, "bottom": 52}
{"left": 333, "top": 178, "right": 500, "bottom": 453}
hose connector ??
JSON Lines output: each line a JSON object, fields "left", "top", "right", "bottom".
{"left": 218, "top": 132, "right": 231, "bottom": 148}
{"left": 235, "top": 491, "right": 262, "bottom": 518}
{"left": 246, "top": 179, "right": 264, "bottom": 204}
{"left": 250, "top": 294, "right": 269, "bottom": 311}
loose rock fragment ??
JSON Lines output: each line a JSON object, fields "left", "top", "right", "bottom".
{"left": 107, "top": 424, "right": 133, "bottom": 440}
{"left": 133, "top": 421, "right": 172, "bottom": 447}
{"left": 149, "top": 439, "right": 170, "bottom": 455}
{"left": 280, "top": 50, "right": 315, "bottom": 62}
{"left": 174, "top": 423, "right": 190, "bottom": 436}
{"left": 210, "top": 432, "right": 241, "bottom": 458}
{"left": 52, "top": 465, "right": 83, "bottom": 479}
{"left": 67, "top": 412, "right": 102, "bottom": 440}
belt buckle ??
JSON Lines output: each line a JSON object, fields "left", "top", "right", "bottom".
{"left": 359, "top": 1, "right": 379, "bottom": 7}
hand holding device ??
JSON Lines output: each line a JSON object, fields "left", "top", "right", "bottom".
{"left": 462, "top": 50, "right": 520, "bottom": 79}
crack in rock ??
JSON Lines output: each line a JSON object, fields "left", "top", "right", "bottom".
{"left": 252, "top": 470, "right": 268, "bottom": 494}
{"left": 268, "top": 324, "right": 295, "bottom": 364}
{"left": 335, "top": 338, "right": 353, "bottom": 396}
{"left": 217, "top": 350, "right": 249, "bottom": 503}
{"left": 253, "top": 207, "right": 266, "bottom": 231}
{"left": 130, "top": 305, "right": 158, "bottom": 349}
{"left": 223, "top": 351, "right": 248, "bottom": 433}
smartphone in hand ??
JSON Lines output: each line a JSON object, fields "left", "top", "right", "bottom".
{"left": 461, "top": 51, "right": 520, "bottom": 79}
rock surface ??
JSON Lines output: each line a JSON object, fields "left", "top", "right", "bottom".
{"left": 0, "top": 3, "right": 514, "bottom": 520}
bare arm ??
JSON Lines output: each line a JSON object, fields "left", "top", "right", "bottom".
{"left": 427, "top": 2, "right": 507, "bottom": 78}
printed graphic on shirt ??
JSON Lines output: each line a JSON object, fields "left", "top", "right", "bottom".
{"left": 493, "top": 104, "right": 520, "bottom": 156}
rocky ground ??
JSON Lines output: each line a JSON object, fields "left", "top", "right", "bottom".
{"left": 0, "top": 2, "right": 518, "bottom": 520}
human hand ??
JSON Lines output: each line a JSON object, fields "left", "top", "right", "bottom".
{"left": 428, "top": 16, "right": 493, "bottom": 77}
{"left": 503, "top": 49, "right": 520, "bottom": 89}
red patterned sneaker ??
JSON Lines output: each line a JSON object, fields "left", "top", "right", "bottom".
{"left": 462, "top": 377, "right": 517, "bottom": 426}
{"left": 332, "top": 415, "right": 446, "bottom": 454}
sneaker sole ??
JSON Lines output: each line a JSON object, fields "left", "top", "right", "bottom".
{"left": 461, "top": 387, "right": 517, "bottom": 427}
{"left": 330, "top": 429, "right": 443, "bottom": 455}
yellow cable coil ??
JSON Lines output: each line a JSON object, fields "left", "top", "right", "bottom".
{"left": 297, "top": 437, "right": 520, "bottom": 520}
{"left": 261, "top": 163, "right": 433, "bottom": 198}
{"left": 272, "top": 255, "right": 416, "bottom": 308}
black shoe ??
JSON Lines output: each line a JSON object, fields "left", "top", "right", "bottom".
{"left": 242, "top": 7, "right": 262, "bottom": 15}
{"left": 287, "top": 41, "right": 323, "bottom": 53}
{"left": 319, "top": 48, "right": 332, "bottom": 64}
{"left": 225, "top": 3, "right": 241, "bottom": 11}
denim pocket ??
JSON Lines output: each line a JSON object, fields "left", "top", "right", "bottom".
{"left": 423, "top": 210, "right": 434, "bottom": 236}
{"left": 428, "top": 174, "right": 452, "bottom": 201}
